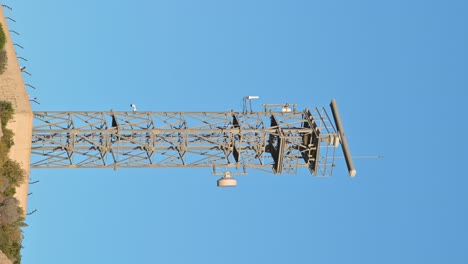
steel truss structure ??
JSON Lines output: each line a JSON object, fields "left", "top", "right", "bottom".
{"left": 31, "top": 105, "right": 343, "bottom": 176}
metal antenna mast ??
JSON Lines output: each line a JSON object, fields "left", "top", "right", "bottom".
{"left": 31, "top": 100, "right": 355, "bottom": 186}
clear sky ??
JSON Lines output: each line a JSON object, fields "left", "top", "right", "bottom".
{"left": 4, "top": 0, "right": 467, "bottom": 263}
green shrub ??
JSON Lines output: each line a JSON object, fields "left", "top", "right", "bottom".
{"left": 0, "top": 237, "right": 21, "bottom": 263}
{"left": 0, "top": 160, "right": 24, "bottom": 188}
{"left": 0, "top": 23, "right": 6, "bottom": 50}
{"left": 0, "top": 213, "right": 26, "bottom": 263}
{"left": 0, "top": 128, "right": 14, "bottom": 153}
{"left": 0, "top": 49, "right": 7, "bottom": 75}
{"left": 2, "top": 186, "right": 15, "bottom": 197}
{"left": 0, "top": 101, "right": 13, "bottom": 127}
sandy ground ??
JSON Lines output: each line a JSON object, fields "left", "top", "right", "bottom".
{"left": 0, "top": 7, "right": 33, "bottom": 216}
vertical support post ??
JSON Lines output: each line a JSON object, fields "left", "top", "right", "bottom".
{"left": 329, "top": 99, "right": 356, "bottom": 177}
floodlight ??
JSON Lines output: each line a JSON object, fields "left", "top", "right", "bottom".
{"left": 322, "top": 133, "right": 340, "bottom": 147}
{"left": 217, "top": 172, "right": 237, "bottom": 187}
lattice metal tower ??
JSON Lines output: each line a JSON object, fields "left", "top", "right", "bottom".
{"left": 30, "top": 99, "right": 356, "bottom": 187}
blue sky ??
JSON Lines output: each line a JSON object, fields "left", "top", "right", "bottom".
{"left": 4, "top": 0, "right": 467, "bottom": 263}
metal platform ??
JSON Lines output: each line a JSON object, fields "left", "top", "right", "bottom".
{"left": 31, "top": 105, "right": 344, "bottom": 177}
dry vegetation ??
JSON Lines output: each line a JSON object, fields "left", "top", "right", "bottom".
{"left": 0, "top": 23, "right": 25, "bottom": 264}
{"left": 0, "top": 101, "right": 26, "bottom": 264}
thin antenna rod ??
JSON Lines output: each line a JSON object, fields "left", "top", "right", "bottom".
{"left": 335, "top": 156, "right": 384, "bottom": 159}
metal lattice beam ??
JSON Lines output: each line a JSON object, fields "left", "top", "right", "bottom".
{"left": 31, "top": 106, "right": 339, "bottom": 176}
